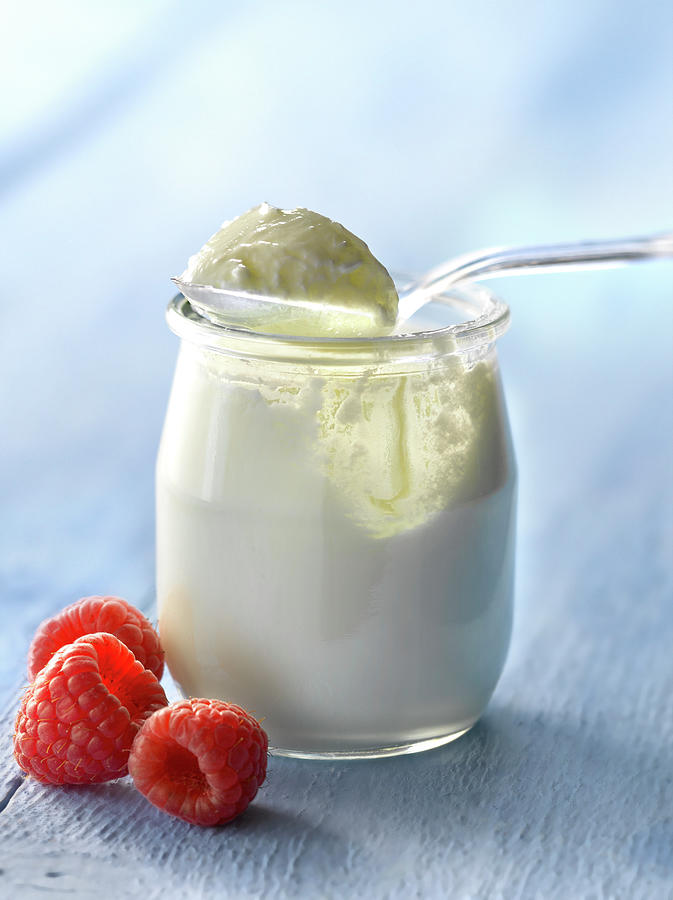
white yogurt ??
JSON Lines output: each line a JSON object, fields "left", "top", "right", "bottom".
{"left": 156, "top": 300, "right": 516, "bottom": 756}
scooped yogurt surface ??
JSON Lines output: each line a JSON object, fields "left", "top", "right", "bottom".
{"left": 181, "top": 203, "right": 399, "bottom": 336}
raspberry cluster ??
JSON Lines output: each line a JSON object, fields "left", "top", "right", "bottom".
{"left": 13, "top": 595, "right": 268, "bottom": 826}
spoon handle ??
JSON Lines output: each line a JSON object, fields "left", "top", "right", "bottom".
{"left": 399, "top": 232, "right": 673, "bottom": 321}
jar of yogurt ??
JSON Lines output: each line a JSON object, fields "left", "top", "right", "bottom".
{"left": 156, "top": 278, "right": 516, "bottom": 759}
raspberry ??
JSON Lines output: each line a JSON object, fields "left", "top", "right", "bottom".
{"left": 14, "top": 633, "right": 168, "bottom": 784}
{"left": 128, "top": 698, "right": 268, "bottom": 826}
{"left": 28, "top": 595, "right": 164, "bottom": 681}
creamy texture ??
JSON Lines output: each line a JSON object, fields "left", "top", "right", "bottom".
{"left": 181, "top": 203, "right": 398, "bottom": 337}
{"left": 157, "top": 340, "right": 516, "bottom": 753}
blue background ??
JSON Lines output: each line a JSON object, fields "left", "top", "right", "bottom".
{"left": 1, "top": 2, "right": 672, "bottom": 897}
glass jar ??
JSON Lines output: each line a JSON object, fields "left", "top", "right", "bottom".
{"left": 156, "top": 281, "right": 516, "bottom": 759}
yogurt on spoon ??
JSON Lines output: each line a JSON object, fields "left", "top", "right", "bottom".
{"left": 178, "top": 202, "right": 399, "bottom": 336}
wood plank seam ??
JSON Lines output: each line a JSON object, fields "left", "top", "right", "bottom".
{"left": 0, "top": 774, "right": 25, "bottom": 813}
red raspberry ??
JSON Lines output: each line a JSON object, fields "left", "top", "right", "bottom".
{"left": 14, "top": 633, "right": 168, "bottom": 784}
{"left": 28, "top": 595, "right": 164, "bottom": 681}
{"left": 128, "top": 698, "right": 268, "bottom": 826}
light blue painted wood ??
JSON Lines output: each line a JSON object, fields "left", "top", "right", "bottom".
{"left": 1, "top": 3, "right": 672, "bottom": 897}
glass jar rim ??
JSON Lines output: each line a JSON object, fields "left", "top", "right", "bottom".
{"left": 165, "top": 277, "right": 510, "bottom": 367}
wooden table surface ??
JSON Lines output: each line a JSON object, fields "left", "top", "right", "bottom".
{"left": 1, "top": 4, "right": 672, "bottom": 898}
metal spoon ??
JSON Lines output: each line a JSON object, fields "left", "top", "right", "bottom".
{"left": 172, "top": 231, "right": 673, "bottom": 333}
